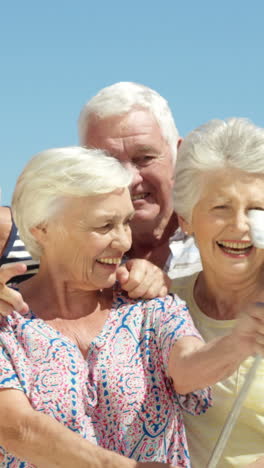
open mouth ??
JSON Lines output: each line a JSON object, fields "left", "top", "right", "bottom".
{"left": 217, "top": 240, "right": 253, "bottom": 256}
{"left": 96, "top": 257, "right": 122, "bottom": 265}
{"left": 131, "top": 192, "right": 150, "bottom": 202}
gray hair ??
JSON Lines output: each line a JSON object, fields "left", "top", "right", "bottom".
{"left": 174, "top": 118, "right": 264, "bottom": 221}
{"left": 78, "top": 82, "right": 179, "bottom": 163}
{"left": 12, "top": 147, "right": 132, "bottom": 259}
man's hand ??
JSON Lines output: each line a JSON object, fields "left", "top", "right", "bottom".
{"left": 0, "top": 263, "right": 29, "bottom": 316}
{"left": 117, "top": 259, "right": 171, "bottom": 299}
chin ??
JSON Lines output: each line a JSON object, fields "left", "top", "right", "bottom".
{"left": 132, "top": 209, "right": 160, "bottom": 225}
{"left": 97, "top": 277, "right": 117, "bottom": 290}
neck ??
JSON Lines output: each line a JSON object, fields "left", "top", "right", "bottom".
{"left": 194, "top": 268, "right": 264, "bottom": 320}
{"left": 19, "top": 262, "right": 113, "bottom": 321}
{"left": 129, "top": 211, "right": 178, "bottom": 268}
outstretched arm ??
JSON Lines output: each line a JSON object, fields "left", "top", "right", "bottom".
{"left": 168, "top": 303, "right": 264, "bottom": 394}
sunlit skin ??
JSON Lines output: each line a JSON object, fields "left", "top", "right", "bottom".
{"left": 181, "top": 168, "right": 264, "bottom": 318}
{"left": 17, "top": 188, "right": 135, "bottom": 329}
{"left": 33, "top": 189, "right": 134, "bottom": 292}
{"left": 85, "top": 109, "right": 178, "bottom": 251}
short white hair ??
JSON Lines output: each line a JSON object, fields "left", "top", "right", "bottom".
{"left": 174, "top": 117, "right": 264, "bottom": 221}
{"left": 78, "top": 82, "right": 179, "bottom": 163}
{"left": 12, "top": 147, "right": 132, "bottom": 259}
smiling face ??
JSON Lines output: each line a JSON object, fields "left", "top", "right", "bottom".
{"left": 36, "top": 188, "right": 134, "bottom": 290}
{"left": 85, "top": 109, "right": 176, "bottom": 237}
{"left": 182, "top": 168, "right": 264, "bottom": 282}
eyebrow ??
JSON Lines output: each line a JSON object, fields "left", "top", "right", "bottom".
{"left": 132, "top": 145, "right": 158, "bottom": 154}
{"left": 94, "top": 211, "right": 135, "bottom": 221}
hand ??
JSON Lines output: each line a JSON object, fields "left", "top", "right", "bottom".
{"left": 231, "top": 302, "right": 264, "bottom": 357}
{"left": 245, "top": 456, "right": 264, "bottom": 467}
{"left": 0, "top": 263, "right": 29, "bottom": 316}
{"left": 116, "top": 259, "right": 171, "bottom": 299}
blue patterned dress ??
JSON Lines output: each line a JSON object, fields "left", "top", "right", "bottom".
{"left": 0, "top": 291, "right": 212, "bottom": 467}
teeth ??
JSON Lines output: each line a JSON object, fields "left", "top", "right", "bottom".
{"left": 132, "top": 193, "right": 148, "bottom": 201}
{"left": 98, "top": 258, "right": 121, "bottom": 265}
{"left": 218, "top": 241, "right": 252, "bottom": 249}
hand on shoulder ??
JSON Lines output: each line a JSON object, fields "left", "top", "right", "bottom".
{"left": 0, "top": 263, "right": 29, "bottom": 316}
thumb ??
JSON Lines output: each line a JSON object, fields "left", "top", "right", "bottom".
{"left": 116, "top": 265, "right": 129, "bottom": 287}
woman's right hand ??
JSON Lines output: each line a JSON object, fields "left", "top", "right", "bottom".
{"left": 245, "top": 456, "right": 264, "bottom": 467}
{"left": 0, "top": 263, "right": 29, "bottom": 316}
{"left": 231, "top": 302, "right": 264, "bottom": 357}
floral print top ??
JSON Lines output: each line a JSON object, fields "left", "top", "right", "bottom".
{"left": 0, "top": 291, "right": 212, "bottom": 467}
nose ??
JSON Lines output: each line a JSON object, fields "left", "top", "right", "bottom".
{"left": 111, "top": 224, "right": 132, "bottom": 253}
{"left": 123, "top": 162, "right": 143, "bottom": 187}
{"left": 232, "top": 210, "right": 250, "bottom": 232}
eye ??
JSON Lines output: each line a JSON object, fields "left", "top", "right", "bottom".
{"left": 96, "top": 223, "right": 113, "bottom": 233}
{"left": 213, "top": 205, "right": 228, "bottom": 210}
{"left": 133, "top": 155, "right": 156, "bottom": 167}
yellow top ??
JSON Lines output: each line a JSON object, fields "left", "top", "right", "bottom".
{"left": 171, "top": 273, "right": 264, "bottom": 468}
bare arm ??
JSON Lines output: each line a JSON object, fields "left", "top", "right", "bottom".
{"left": 0, "top": 388, "right": 177, "bottom": 468}
{"left": 168, "top": 304, "right": 264, "bottom": 394}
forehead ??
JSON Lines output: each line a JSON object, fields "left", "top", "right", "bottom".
{"left": 85, "top": 109, "right": 166, "bottom": 153}
{"left": 200, "top": 169, "right": 264, "bottom": 201}
{"left": 60, "top": 189, "right": 134, "bottom": 221}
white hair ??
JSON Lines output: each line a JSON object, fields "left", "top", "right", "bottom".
{"left": 78, "top": 82, "right": 179, "bottom": 163}
{"left": 174, "top": 118, "right": 264, "bottom": 221}
{"left": 12, "top": 147, "right": 132, "bottom": 259}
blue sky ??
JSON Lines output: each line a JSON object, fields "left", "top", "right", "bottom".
{"left": 1, "top": 0, "right": 264, "bottom": 204}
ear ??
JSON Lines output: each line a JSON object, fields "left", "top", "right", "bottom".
{"left": 178, "top": 215, "right": 193, "bottom": 236}
{"left": 30, "top": 223, "right": 48, "bottom": 246}
{"left": 177, "top": 137, "right": 183, "bottom": 149}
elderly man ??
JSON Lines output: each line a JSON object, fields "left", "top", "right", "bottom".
{"left": 78, "top": 82, "right": 201, "bottom": 276}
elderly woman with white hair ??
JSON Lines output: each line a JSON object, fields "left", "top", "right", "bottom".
{"left": 0, "top": 146, "right": 211, "bottom": 468}
{"left": 171, "top": 118, "right": 264, "bottom": 468}
{"left": 0, "top": 146, "right": 264, "bottom": 468}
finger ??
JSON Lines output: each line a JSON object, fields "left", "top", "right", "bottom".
{"left": 122, "top": 270, "right": 147, "bottom": 292}
{"left": 0, "top": 299, "right": 18, "bottom": 317}
{"left": 0, "top": 286, "right": 29, "bottom": 314}
{"left": 141, "top": 283, "right": 169, "bottom": 299}
{"left": 116, "top": 265, "right": 130, "bottom": 286}
{"left": 0, "top": 263, "right": 27, "bottom": 285}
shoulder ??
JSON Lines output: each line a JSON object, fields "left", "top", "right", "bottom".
{"left": 115, "top": 289, "right": 185, "bottom": 311}
{"left": 170, "top": 273, "right": 198, "bottom": 295}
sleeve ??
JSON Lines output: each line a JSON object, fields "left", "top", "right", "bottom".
{"left": 151, "top": 294, "right": 212, "bottom": 415}
{"left": 154, "top": 293, "right": 203, "bottom": 366}
{"left": 0, "top": 318, "right": 24, "bottom": 392}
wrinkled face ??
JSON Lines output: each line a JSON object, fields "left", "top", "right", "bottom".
{"left": 182, "top": 169, "right": 264, "bottom": 281}
{"left": 38, "top": 188, "right": 134, "bottom": 290}
{"left": 85, "top": 109, "right": 176, "bottom": 234}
